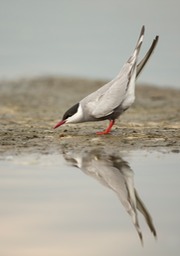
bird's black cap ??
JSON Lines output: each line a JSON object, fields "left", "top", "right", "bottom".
{"left": 63, "top": 103, "right": 79, "bottom": 120}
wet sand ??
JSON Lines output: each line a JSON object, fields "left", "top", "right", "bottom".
{"left": 0, "top": 77, "right": 180, "bottom": 156}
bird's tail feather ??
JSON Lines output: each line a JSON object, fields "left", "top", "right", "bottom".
{"left": 136, "top": 35, "right": 159, "bottom": 78}
{"left": 128, "top": 25, "right": 145, "bottom": 63}
{"left": 135, "top": 25, "right": 145, "bottom": 53}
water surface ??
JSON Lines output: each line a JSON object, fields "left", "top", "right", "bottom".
{"left": 0, "top": 150, "right": 179, "bottom": 255}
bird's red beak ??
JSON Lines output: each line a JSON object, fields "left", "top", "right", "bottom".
{"left": 53, "top": 120, "right": 66, "bottom": 129}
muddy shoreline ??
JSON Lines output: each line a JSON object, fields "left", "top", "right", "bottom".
{"left": 0, "top": 77, "right": 180, "bottom": 156}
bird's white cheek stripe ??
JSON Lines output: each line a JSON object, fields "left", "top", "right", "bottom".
{"left": 66, "top": 104, "right": 83, "bottom": 123}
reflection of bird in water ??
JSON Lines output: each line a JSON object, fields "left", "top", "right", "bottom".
{"left": 63, "top": 148, "right": 157, "bottom": 245}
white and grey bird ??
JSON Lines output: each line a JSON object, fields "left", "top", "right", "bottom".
{"left": 54, "top": 26, "right": 159, "bottom": 134}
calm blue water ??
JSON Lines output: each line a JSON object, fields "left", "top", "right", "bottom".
{"left": 0, "top": 0, "right": 179, "bottom": 88}
{"left": 0, "top": 150, "right": 179, "bottom": 256}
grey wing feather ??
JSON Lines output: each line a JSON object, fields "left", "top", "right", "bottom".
{"left": 91, "top": 69, "right": 130, "bottom": 118}
{"left": 83, "top": 26, "right": 159, "bottom": 119}
{"left": 90, "top": 26, "right": 145, "bottom": 118}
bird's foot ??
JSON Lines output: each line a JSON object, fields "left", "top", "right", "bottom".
{"left": 96, "top": 120, "right": 115, "bottom": 135}
{"left": 96, "top": 130, "right": 111, "bottom": 135}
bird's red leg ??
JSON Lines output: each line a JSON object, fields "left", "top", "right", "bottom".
{"left": 96, "top": 120, "right": 115, "bottom": 135}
